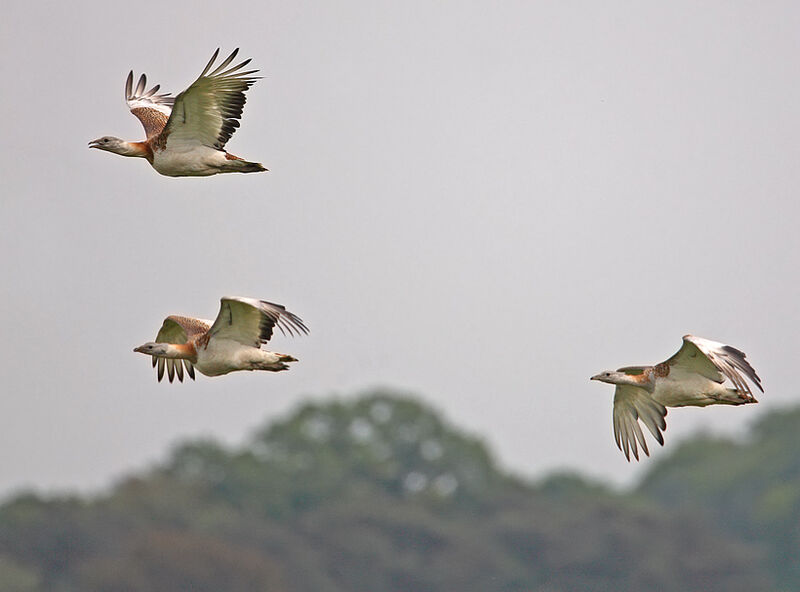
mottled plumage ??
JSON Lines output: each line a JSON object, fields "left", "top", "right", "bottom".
{"left": 591, "top": 335, "right": 763, "bottom": 461}
{"left": 134, "top": 297, "right": 308, "bottom": 382}
{"left": 90, "top": 49, "right": 266, "bottom": 177}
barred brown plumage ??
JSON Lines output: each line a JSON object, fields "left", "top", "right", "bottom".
{"left": 591, "top": 335, "right": 763, "bottom": 461}
{"left": 90, "top": 49, "right": 267, "bottom": 177}
{"left": 134, "top": 297, "right": 308, "bottom": 382}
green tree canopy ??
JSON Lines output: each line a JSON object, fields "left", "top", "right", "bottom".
{"left": 0, "top": 390, "right": 781, "bottom": 592}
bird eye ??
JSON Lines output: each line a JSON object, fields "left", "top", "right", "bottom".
{"left": 103, "top": 139, "right": 109, "bottom": 143}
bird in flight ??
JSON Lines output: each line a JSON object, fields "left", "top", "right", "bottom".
{"left": 591, "top": 335, "right": 762, "bottom": 461}
{"left": 134, "top": 297, "right": 308, "bottom": 382}
{"left": 90, "top": 49, "right": 266, "bottom": 177}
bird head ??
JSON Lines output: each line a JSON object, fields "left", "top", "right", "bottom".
{"left": 88, "top": 136, "right": 126, "bottom": 153}
{"left": 590, "top": 370, "right": 626, "bottom": 385}
{"left": 133, "top": 342, "right": 170, "bottom": 356}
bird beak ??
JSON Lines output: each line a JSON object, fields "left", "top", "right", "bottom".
{"left": 133, "top": 346, "right": 144, "bottom": 353}
{"left": 589, "top": 374, "right": 600, "bottom": 381}
{"left": 88, "top": 139, "right": 102, "bottom": 149}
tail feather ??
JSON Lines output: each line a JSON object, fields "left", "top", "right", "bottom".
{"left": 224, "top": 152, "right": 267, "bottom": 173}
{"left": 239, "top": 160, "right": 267, "bottom": 173}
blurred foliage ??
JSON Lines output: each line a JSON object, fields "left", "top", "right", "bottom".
{"left": 0, "top": 556, "right": 41, "bottom": 592}
{"left": 0, "top": 390, "right": 792, "bottom": 591}
{"left": 638, "top": 406, "right": 800, "bottom": 591}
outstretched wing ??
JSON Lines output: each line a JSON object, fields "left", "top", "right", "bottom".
{"left": 153, "top": 316, "right": 210, "bottom": 383}
{"left": 612, "top": 384, "right": 668, "bottom": 462}
{"left": 207, "top": 297, "right": 308, "bottom": 348}
{"left": 162, "top": 48, "right": 260, "bottom": 151}
{"left": 666, "top": 335, "right": 763, "bottom": 398}
{"left": 125, "top": 72, "right": 174, "bottom": 139}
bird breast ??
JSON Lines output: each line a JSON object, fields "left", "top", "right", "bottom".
{"left": 151, "top": 145, "right": 228, "bottom": 177}
{"left": 195, "top": 339, "right": 253, "bottom": 376}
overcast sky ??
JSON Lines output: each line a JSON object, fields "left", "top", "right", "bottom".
{"left": 1, "top": 1, "right": 798, "bottom": 498}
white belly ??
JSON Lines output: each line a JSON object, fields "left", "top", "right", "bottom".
{"left": 193, "top": 339, "right": 286, "bottom": 376}
{"left": 152, "top": 145, "right": 228, "bottom": 177}
{"left": 194, "top": 339, "right": 249, "bottom": 376}
{"left": 653, "top": 374, "right": 729, "bottom": 408}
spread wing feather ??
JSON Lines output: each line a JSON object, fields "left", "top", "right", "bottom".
{"left": 667, "top": 335, "right": 763, "bottom": 397}
{"left": 152, "top": 316, "right": 211, "bottom": 383}
{"left": 162, "top": 48, "right": 260, "bottom": 151}
{"left": 125, "top": 72, "right": 174, "bottom": 139}
{"left": 613, "top": 384, "right": 667, "bottom": 462}
{"left": 207, "top": 297, "right": 309, "bottom": 348}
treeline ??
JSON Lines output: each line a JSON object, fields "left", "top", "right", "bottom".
{"left": 0, "top": 390, "right": 796, "bottom": 591}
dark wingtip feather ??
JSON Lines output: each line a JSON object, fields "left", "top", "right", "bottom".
{"left": 208, "top": 48, "right": 240, "bottom": 76}
{"left": 200, "top": 48, "right": 222, "bottom": 77}
{"left": 125, "top": 71, "right": 134, "bottom": 100}
{"left": 135, "top": 74, "right": 147, "bottom": 97}
{"left": 722, "top": 344, "right": 764, "bottom": 392}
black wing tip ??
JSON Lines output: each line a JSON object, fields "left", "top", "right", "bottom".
{"left": 256, "top": 299, "right": 286, "bottom": 311}
{"left": 204, "top": 48, "right": 258, "bottom": 78}
{"left": 125, "top": 71, "right": 134, "bottom": 100}
{"left": 257, "top": 300, "right": 310, "bottom": 339}
{"left": 722, "top": 344, "right": 747, "bottom": 358}
{"left": 283, "top": 310, "right": 310, "bottom": 336}
{"left": 721, "top": 344, "right": 765, "bottom": 392}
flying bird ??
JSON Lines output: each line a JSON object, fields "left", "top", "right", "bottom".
{"left": 134, "top": 297, "right": 308, "bottom": 382}
{"left": 90, "top": 49, "right": 266, "bottom": 176}
{"left": 591, "top": 335, "right": 763, "bottom": 461}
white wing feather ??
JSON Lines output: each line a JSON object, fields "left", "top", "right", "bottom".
{"left": 125, "top": 72, "right": 174, "bottom": 115}
{"left": 668, "top": 335, "right": 763, "bottom": 397}
{"left": 612, "top": 384, "right": 667, "bottom": 462}
{"left": 207, "top": 297, "right": 308, "bottom": 348}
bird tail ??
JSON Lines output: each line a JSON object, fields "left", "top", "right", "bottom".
{"left": 716, "top": 388, "right": 758, "bottom": 405}
{"left": 223, "top": 152, "right": 267, "bottom": 173}
{"left": 239, "top": 160, "right": 267, "bottom": 173}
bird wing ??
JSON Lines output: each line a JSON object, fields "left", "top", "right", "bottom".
{"left": 612, "top": 384, "right": 667, "bottom": 462}
{"left": 666, "top": 335, "right": 763, "bottom": 397}
{"left": 161, "top": 48, "right": 260, "bottom": 151}
{"left": 207, "top": 297, "right": 308, "bottom": 348}
{"left": 152, "top": 315, "right": 211, "bottom": 383}
{"left": 125, "top": 72, "right": 174, "bottom": 139}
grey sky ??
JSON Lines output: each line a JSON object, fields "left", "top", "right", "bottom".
{"left": 1, "top": 1, "right": 798, "bottom": 497}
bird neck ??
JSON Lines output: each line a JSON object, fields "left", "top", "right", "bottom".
{"left": 115, "top": 141, "right": 152, "bottom": 159}
{"left": 619, "top": 371, "right": 655, "bottom": 391}
{"left": 161, "top": 343, "right": 196, "bottom": 360}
